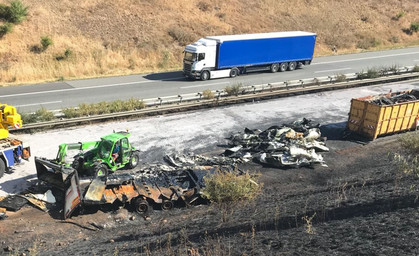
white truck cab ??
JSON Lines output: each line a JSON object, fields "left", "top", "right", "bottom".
{"left": 183, "top": 38, "right": 226, "bottom": 80}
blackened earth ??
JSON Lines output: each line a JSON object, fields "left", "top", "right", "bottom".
{"left": 1, "top": 133, "right": 418, "bottom": 256}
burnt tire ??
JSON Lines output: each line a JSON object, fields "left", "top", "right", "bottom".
{"left": 128, "top": 152, "right": 140, "bottom": 169}
{"left": 270, "top": 63, "right": 279, "bottom": 73}
{"left": 230, "top": 68, "right": 239, "bottom": 78}
{"left": 93, "top": 164, "right": 108, "bottom": 177}
{"left": 279, "top": 62, "right": 288, "bottom": 72}
{"left": 71, "top": 157, "right": 83, "bottom": 172}
{"left": 288, "top": 61, "right": 297, "bottom": 71}
{"left": 0, "top": 158, "right": 5, "bottom": 179}
{"left": 161, "top": 200, "right": 174, "bottom": 211}
{"left": 200, "top": 70, "right": 210, "bottom": 81}
{"left": 133, "top": 198, "right": 149, "bottom": 214}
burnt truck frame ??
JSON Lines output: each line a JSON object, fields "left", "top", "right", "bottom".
{"left": 35, "top": 157, "right": 213, "bottom": 219}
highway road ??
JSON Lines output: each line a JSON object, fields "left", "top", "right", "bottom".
{"left": 1, "top": 47, "right": 419, "bottom": 113}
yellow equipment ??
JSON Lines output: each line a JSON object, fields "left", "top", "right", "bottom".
{"left": 0, "top": 103, "right": 23, "bottom": 139}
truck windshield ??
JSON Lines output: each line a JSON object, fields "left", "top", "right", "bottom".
{"left": 184, "top": 52, "right": 196, "bottom": 62}
{"left": 97, "top": 139, "right": 112, "bottom": 159}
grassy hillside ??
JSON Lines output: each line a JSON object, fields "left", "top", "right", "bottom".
{"left": 0, "top": 0, "right": 418, "bottom": 85}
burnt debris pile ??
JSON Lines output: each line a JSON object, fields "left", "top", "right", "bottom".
{"left": 367, "top": 90, "right": 418, "bottom": 106}
{"left": 223, "top": 118, "right": 329, "bottom": 168}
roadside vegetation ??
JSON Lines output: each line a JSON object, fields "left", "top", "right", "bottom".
{"left": 0, "top": 0, "right": 419, "bottom": 85}
{"left": 392, "top": 131, "right": 419, "bottom": 177}
{"left": 201, "top": 170, "right": 262, "bottom": 203}
{"left": 21, "top": 98, "right": 145, "bottom": 124}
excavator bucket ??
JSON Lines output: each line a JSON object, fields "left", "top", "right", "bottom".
{"left": 35, "top": 157, "right": 83, "bottom": 219}
{"left": 35, "top": 157, "right": 76, "bottom": 191}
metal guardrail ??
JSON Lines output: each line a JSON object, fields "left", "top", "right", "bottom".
{"left": 17, "top": 66, "right": 419, "bottom": 131}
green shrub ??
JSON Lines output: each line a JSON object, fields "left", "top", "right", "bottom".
{"left": 335, "top": 74, "right": 346, "bottom": 82}
{"left": 0, "top": 22, "right": 13, "bottom": 37}
{"left": 224, "top": 84, "right": 242, "bottom": 96}
{"left": 358, "top": 68, "right": 379, "bottom": 79}
{"left": 20, "top": 112, "right": 38, "bottom": 124}
{"left": 40, "top": 36, "right": 53, "bottom": 51}
{"left": 393, "top": 11, "right": 405, "bottom": 21}
{"left": 124, "top": 98, "right": 145, "bottom": 110}
{"left": 34, "top": 107, "right": 55, "bottom": 122}
{"left": 56, "top": 48, "right": 73, "bottom": 61}
{"left": 392, "top": 132, "right": 419, "bottom": 177}
{"left": 202, "top": 89, "right": 215, "bottom": 99}
{"left": 64, "top": 48, "right": 73, "bottom": 58}
{"left": 62, "top": 107, "right": 81, "bottom": 118}
{"left": 399, "top": 131, "right": 419, "bottom": 154}
{"left": 410, "top": 22, "right": 419, "bottom": 33}
{"left": 201, "top": 170, "right": 262, "bottom": 203}
{"left": 0, "top": 1, "right": 28, "bottom": 24}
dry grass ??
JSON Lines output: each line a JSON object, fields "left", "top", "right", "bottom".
{"left": 0, "top": 0, "right": 418, "bottom": 85}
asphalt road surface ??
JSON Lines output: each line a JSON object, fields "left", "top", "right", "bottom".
{"left": 1, "top": 47, "right": 419, "bottom": 112}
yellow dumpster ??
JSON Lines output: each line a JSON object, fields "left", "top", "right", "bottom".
{"left": 347, "top": 90, "right": 419, "bottom": 139}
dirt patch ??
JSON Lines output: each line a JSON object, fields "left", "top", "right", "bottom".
{"left": 1, "top": 133, "right": 418, "bottom": 255}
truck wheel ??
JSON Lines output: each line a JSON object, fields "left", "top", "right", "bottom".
{"left": 161, "top": 200, "right": 174, "bottom": 211}
{"left": 297, "top": 62, "right": 304, "bottom": 68}
{"left": 94, "top": 164, "right": 108, "bottom": 177}
{"left": 128, "top": 152, "right": 140, "bottom": 169}
{"left": 0, "top": 158, "right": 5, "bottom": 178}
{"left": 200, "top": 70, "right": 210, "bottom": 81}
{"left": 279, "top": 63, "right": 288, "bottom": 72}
{"left": 230, "top": 68, "right": 239, "bottom": 78}
{"left": 270, "top": 63, "right": 279, "bottom": 73}
{"left": 133, "top": 198, "right": 149, "bottom": 214}
{"left": 288, "top": 62, "right": 297, "bottom": 71}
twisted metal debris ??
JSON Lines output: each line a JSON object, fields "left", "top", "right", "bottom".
{"left": 367, "top": 90, "right": 418, "bottom": 106}
{"left": 223, "top": 118, "right": 329, "bottom": 168}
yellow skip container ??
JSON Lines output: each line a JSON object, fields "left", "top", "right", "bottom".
{"left": 347, "top": 90, "right": 419, "bottom": 140}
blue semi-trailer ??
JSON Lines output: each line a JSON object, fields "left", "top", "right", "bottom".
{"left": 183, "top": 31, "right": 316, "bottom": 80}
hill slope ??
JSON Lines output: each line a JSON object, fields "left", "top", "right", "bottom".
{"left": 0, "top": 0, "right": 418, "bottom": 85}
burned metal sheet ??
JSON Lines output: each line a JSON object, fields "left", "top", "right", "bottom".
{"left": 223, "top": 118, "right": 329, "bottom": 168}
{"left": 0, "top": 195, "right": 28, "bottom": 211}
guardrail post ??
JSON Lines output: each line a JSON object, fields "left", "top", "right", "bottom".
{"left": 216, "top": 90, "right": 221, "bottom": 101}
{"left": 328, "top": 76, "right": 333, "bottom": 84}
{"left": 268, "top": 83, "right": 273, "bottom": 91}
{"left": 178, "top": 95, "right": 183, "bottom": 104}
{"left": 284, "top": 81, "right": 288, "bottom": 90}
{"left": 299, "top": 79, "right": 304, "bottom": 88}
{"left": 252, "top": 85, "right": 256, "bottom": 94}
{"left": 158, "top": 97, "right": 162, "bottom": 106}
{"left": 197, "top": 92, "right": 202, "bottom": 101}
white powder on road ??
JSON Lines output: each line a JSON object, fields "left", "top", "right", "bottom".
{"left": 0, "top": 82, "right": 417, "bottom": 196}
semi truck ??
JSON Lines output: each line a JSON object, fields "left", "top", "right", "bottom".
{"left": 183, "top": 31, "right": 316, "bottom": 80}
{"left": 0, "top": 103, "right": 31, "bottom": 178}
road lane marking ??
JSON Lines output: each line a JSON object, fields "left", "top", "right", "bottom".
{"left": 312, "top": 52, "right": 419, "bottom": 65}
{"left": 0, "top": 81, "right": 156, "bottom": 98}
{"left": 314, "top": 68, "right": 352, "bottom": 73}
{"left": 15, "top": 100, "right": 62, "bottom": 107}
{"left": 180, "top": 81, "right": 230, "bottom": 89}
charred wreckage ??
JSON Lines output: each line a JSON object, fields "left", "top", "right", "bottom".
{"left": 2, "top": 119, "right": 328, "bottom": 220}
